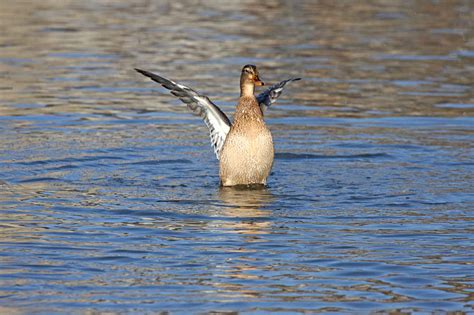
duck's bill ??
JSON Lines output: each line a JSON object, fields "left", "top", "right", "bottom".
{"left": 254, "top": 79, "right": 265, "bottom": 86}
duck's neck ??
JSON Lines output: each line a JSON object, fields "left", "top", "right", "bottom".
{"left": 235, "top": 83, "right": 263, "bottom": 123}
{"left": 240, "top": 78, "right": 255, "bottom": 97}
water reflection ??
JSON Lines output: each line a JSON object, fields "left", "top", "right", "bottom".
{"left": 216, "top": 186, "right": 274, "bottom": 235}
{"left": 206, "top": 187, "right": 275, "bottom": 302}
{"left": 218, "top": 186, "right": 273, "bottom": 210}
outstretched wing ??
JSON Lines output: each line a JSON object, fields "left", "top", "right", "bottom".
{"left": 256, "top": 78, "right": 301, "bottom": 114}
{"left": 135, "top": 68, "right": 231, "bottom": 159}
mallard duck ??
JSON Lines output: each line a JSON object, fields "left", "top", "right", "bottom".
{"left": 135, "top": 65, "right": 300, "bottom": 186}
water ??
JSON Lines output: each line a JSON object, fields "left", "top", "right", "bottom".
{"left": 1, "top": 1, "right": 473, "bottom": 313}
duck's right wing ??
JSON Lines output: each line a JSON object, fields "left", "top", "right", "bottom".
{"left": 135, "top": 68, "right": 231, "bottom": 159}
{"left": 256, "top": 78, "right": 301, "bottom": 114}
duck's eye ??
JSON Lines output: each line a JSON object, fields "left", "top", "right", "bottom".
{"left": 244, "top": 68, "right": 252, "bottom": 74}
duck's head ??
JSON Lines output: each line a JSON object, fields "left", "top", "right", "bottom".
{"left": 241, "top": 64, "right": 265, "bottom": 87}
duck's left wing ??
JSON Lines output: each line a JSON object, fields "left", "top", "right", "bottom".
{"left": 135, "top": 68, "right": 231, "bottom": 159}
{"left": 256, "top": 78, "right": 301, "bottom": 114}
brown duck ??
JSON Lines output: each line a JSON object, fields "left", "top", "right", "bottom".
{"left": 135, "top": 65, "right": 300, "bottom": 186}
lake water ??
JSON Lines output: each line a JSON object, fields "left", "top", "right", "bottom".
{"left": 0, "top": 1, "right": 473, "bottom": 313}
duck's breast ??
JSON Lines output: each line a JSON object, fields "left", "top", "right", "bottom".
{"left": 219, "top": 124, "right": 274, "bottom": 186}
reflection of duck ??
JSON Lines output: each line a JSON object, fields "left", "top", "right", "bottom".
{"left": 198, "top": 187, "right": 276, "bottom": 299}
{"left": 135, "top": 65, "right": 300, "bottom": 186}
{"left": 217, "top": 186, "right": 274, "bottom": 235}
{"left": 219, "top": 185, "right": 274, "bottom": 210}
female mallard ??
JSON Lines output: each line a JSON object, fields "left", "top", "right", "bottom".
{"left": 135, "top": 65, "right": 300, "bottom": 186}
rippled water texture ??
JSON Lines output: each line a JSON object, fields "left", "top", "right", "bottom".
{"left": 1, "top": 1, "right": 473, "bottom": 313}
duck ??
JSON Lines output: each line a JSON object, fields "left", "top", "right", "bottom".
{"left": 135, "top": 65, "right": 300, "bottom": 187}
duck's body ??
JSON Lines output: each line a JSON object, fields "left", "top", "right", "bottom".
{"left": 135, "top": 65, "right": 299, "bottom": 187}
{"left": 220, "top": 95, "right": 274, "bottom": 186}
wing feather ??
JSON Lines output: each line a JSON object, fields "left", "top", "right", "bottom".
{"left": 135, "top": 68, "right": 231, "bottom": 159}
{"left": 256, "top": 78, "right": 301, "bottom": 114}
